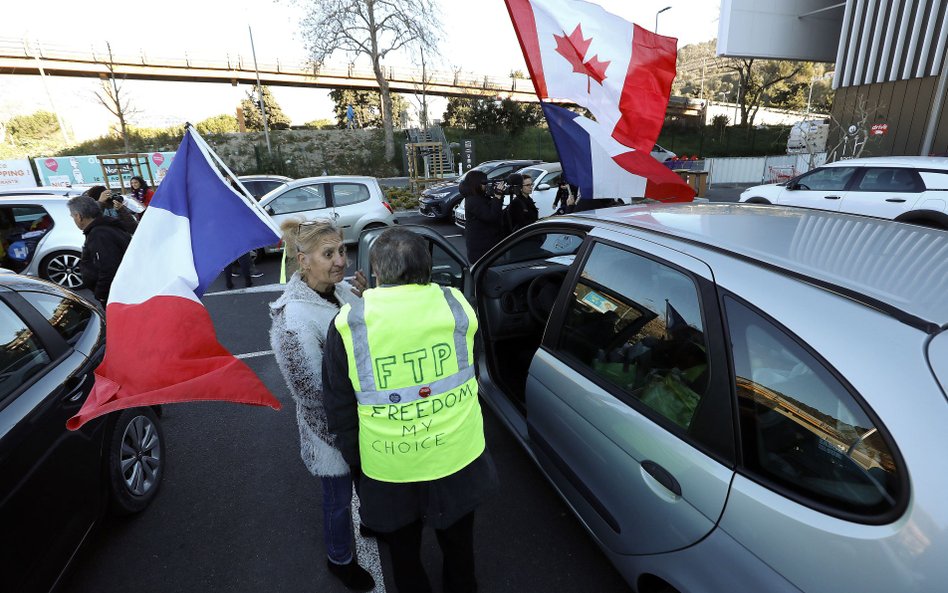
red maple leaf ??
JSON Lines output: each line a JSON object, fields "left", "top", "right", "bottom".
{"left": 553, "top": 24, "right": 611, "bottom": 92}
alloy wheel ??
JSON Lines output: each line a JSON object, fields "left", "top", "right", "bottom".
{"left": 119, "top": 415, "right": 162, "bottom": 497}
{"left": 45, "top": 253, "right": 83, "bottom": 288}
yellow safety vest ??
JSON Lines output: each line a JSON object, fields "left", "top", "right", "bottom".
{"left": 334, "top": 283, "right": 485, "bottom": 483}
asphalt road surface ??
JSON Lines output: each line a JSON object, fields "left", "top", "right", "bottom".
{"left": 61, "top": 213, "right": 631, "bottom": 593}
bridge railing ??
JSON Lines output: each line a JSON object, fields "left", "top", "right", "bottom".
{"left": 0, "top": 36, "right": 537, "bottom": 94}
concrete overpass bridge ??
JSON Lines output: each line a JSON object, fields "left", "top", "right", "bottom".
{"left": 0, "top": 37, "right": 706, "bottom": 117}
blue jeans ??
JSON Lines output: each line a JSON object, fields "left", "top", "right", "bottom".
{"left": 320, "top": 474, "right": 354, "bottom": 564}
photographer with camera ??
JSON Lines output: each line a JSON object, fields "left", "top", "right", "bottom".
{"left": 83, "top": 185, "right": 138, "bottom": 234}
{"left": 461, "top": 169, "right": 505, "bottom": 265}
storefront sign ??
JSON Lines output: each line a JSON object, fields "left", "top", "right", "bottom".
{"left": 870, "top": 123, "right": 889, "bottom": 136}
{"left": 33, "top": 152, "right": 176, "bottom": 187}
{"left": 0, "top": 159, "right": 39, "bottom": 189}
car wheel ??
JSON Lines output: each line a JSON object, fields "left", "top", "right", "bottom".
{"left": 108, "top": 407, "right": 164, "bottom": 515}
{"left": 745, "top": 197, "right": 772, "bottom": 204}
{"left": 40, "top": 250, "right": 83, "bottom": 288}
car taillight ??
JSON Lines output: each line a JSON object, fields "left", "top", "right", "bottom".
{"left": 383, "top": 201, "right": 394, "bottom": 214}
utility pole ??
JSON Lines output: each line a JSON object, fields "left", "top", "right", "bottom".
{"left": 248, "top": 25, "right": 271, "bottom": 157}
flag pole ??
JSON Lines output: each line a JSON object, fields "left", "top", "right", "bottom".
{"left": 185, "top": 124, "right": 282, "bottom": 236}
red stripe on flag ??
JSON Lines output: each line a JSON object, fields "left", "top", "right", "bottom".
{"left": 66, "top": 296, "right": 280, "bottom": 430}
{"left": 505, "top": 0, "right": 548, "bottom": 98}
{"left": 612, "top": 150, "right": 695, "bottom": 203}
{"left": 613, "top": 25, "right": 678, "bottom": 152}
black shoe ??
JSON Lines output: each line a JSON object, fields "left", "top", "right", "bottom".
{"left": 231, "top": 271, "right": 239, "bottom": 277}
{"left": 327, "top": 559, "right": 375, "bottom": 591}
{"left": 359, "top": 523, "right": 379, "bottom": 538}
{"left": 251, "top": 271, "right": 264, "bottom": 278}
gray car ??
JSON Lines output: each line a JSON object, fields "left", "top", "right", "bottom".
{"left": 360, "top": 205, "right": 948, "bottom": 593}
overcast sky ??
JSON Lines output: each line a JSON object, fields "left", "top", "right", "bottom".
{"left": 2, "top": 0, "right": 720, "bottom": 141}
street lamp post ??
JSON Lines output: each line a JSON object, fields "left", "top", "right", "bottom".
{"left": 805, "top": 71, "right": 835, "bottom": 122}
{"left": 655, "top": 6, "right": 671, "bottom": 33}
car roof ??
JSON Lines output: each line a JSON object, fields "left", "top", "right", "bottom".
{"left": 0, "top": 194, "right": 73, "bottom": 204}
{"left": 237, "top": 175, "right": 292, "bottom": 182}
{"left": 823, "top": 156, "right": 948, "bottom": 168}
{"left": 284, "top": 175, "right": 377, "bottom": 186}
{"left": 0, "top": 186, "right": 90, "bottom": 197}
{"left": 518, "top": 162, "right": 561, "bottom": 173}
{"left": 567, "top": 203, "right": 948, "bottom": 331}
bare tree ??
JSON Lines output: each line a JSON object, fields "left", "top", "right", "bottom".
{"left": 296, "top": 0, "right": 442, "bottom": 161}
{"left": 94, "top": 43, "right": 138, "bottom": 153}
{"left": 827, "top": 94, "right": 882, "bottom": 162}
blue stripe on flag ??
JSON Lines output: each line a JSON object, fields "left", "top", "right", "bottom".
{"left": 150, "top": 131, "right": 279, "bottom": 296}
{"left": 540, "top": 103, "right": 594, "bottom": 201}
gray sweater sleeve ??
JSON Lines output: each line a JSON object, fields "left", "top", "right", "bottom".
{"left": 322, "top": 322, "right": 361, "bottom": 467}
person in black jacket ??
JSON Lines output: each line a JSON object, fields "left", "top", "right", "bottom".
{"left": 84, "top": 185, "right": 138, "bottom": 234}
{"left": 502, "top": 173, "right": 539, "bottom": 234}
{"left": 461, "top": 170, "right": 505, "bottom": 264}
{"left": 68, "top": 195, "right": 132, "bottom": 308}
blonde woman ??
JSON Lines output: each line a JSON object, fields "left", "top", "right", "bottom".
{"left": 269, "top": 218, "right": 379, "bottom": 591}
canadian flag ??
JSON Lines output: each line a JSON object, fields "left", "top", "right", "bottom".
{"left": 506, "top": 0, "right": 678, "bottom": 153}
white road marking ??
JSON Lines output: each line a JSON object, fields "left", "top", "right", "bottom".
{"left": 205, "top": 283, "right": 286, "bottom": 296}
{"left": 235, "top": 350, "right": 274, "bottom": 360}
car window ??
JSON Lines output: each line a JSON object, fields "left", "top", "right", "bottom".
{"left": 23, "top": 291, "right": 93, "bottom": 346}
{"left": 0, "top": 206, "right": 52, "bottom": 271}
{"left": 241, "top": 180, "right": 261, "bottom": 197}
{"left": 557, "top": 243, "right": 710, "bottom": 430}
{"left": 855, "top": 168, "right": 922, "bottom": 192}
{"left": 487, "top": 165, "right": 515, "bottom": 181}
{"left": 794, "top": 167, "right": 858, "bottom": 191}
{"left": 725, "top": 296, "right": 902, "bottom": 516}
{"left": 331, "top": 183, "right": 370, "bottom": 207}
{"left": 544, "top": 171, "right": 562, "bottom": 186}
{"left": 431, "top": 243, "right": 464, "bottom": 289}
{"left": 268, "top": 184, "right": 327, "bottom": 214}
{"left": 496, "top": 231, "right": 584, "bottom": 266}
{"left": 0, "top": 300, "right": 52, "bottom": 400}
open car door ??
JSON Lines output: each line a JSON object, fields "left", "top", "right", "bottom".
{"left": 356, "top": 224, "right": 472, "bottom": 300}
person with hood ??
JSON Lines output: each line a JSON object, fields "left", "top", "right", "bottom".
{"left": 67, "top": 195, "right": 132, "bottom": 308}
{"left": 461, "top": 169, "right": 505, "bottom": 264}
{"left": 268, "top": 217, "right": 378, "bottom": 591}
{"left": 501, "top": 172, "right": 539, "bottom": 234}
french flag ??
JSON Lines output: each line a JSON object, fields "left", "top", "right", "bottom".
{"left": 505, "top": 0, "right": 678, "bottom": 152}
{"left": 542, "top": 102, "right": 694, "bottom": 202}
{"left": 67, "top": 128, "right": 282, "bottom": 430}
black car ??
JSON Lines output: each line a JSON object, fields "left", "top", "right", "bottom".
{"left": 0, "top": 273, "right": 165, "bottom": 593}
{"left": 237, "top": 175, "right": 293, "bottom": 200}
{"left": 418, "top": 159, "right": 540, "bottom": 219}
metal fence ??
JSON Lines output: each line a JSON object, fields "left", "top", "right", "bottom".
{"left": 706, "top": 153, "right": 827, "bottom": 185}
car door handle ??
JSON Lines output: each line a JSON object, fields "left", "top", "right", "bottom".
{"left": 641, "top": 460, "right": 681, "bottom": 496}
{"left": 62, "top": 374, "right": 87, "bottom": 402}
{"left": 885, "top": 198, "right": 907, "bottom": 203}
{"left": 824, "top": 195, "right": 842, "bottom": 200}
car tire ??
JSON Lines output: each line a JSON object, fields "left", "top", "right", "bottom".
{"left": 39, "top": 250, "right": 83, "bottom": 289}
{"left": 745, "top": 197, "right": 772, "bottom": 204}
{"left": 363, "top": 222, "right": 388, "bottom": 231}
{"left": 107, "top": 407, "right": 165, "bottom": 515}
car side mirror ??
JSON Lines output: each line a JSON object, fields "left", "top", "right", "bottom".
{"left": 785, "top": 182, "right": 797, "bottom": 190}
{"left": 536, "top": 183, "right": 551, "bottom": 191}
{"left": 432, "top": 271, "right": 456, "bottom": 287}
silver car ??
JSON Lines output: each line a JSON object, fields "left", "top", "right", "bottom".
{"left": 361, "top": 205, "right": 948, "bottom": 593}
{"left": 0, "top": 194, "right": 86, "bottom": 288}
{"left": 258, "top": 175, "right": 396, "bottom": 250}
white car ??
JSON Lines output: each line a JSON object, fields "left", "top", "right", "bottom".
{"left": 739, "top": 156, "right": 948, "bottom": 229}
{"left": 455, "top": 162, "right": 565, "bottom": 230}
{"left": 651, "top": 143, "right": 677, "bottom": 162}
{"left": 258, "top": 175, "right": 396, "bottom": 250}
{"left": 0, "top": 194, "right": 86, "bottom": 288}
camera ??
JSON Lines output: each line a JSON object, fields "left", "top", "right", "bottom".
{"left": 114, "top": 195, "right": 124, "bottom": 203}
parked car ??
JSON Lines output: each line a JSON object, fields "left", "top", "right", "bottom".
{"left": 419, "top": 159, "right": 541, "bottom": 220}
{"left": 0, "top": 186, "right": 93, "bottom": 198}
{"left": 454, "top": 162, "right": 564, "bottom": 230}
{"left": 257, "top": 176, "right": 396, "bottom": 251}
{"left": 1, "top": 194, "right": 86, "bottom": 289}
{"left": 359, "top": 206, "right": 948, "bottom": 593}
{"left": 237, "top": 174, "right": 293, "bottom": 200}
{"left": 739, "top": 156, "right": 948, "bottom": 228}
{"left": 650, "top": 143, "right": 677, "bottom": 162}
{"left": 0, "top": 274, "right": 165, "bottom": 592}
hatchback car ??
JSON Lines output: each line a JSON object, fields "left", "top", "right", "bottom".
{"left": 739, "top": 156, "right": 948, "bottom": 228}
{"left": 237, "top": 174, "right": 292, "bottom": 200}
{"left": 257, "top": 175, "right": 396, "bottom": 251}
{"left": 419, "top": 159, "right": 541, "bottom": 220}
{"left": 360, "top": 207, "right": 948, "bottom": 593}
{"left": 1, "top": 194, "right": 86, "bottom": 289}
{"left": 0, "top": 274, "right": 164, "bottom": 592}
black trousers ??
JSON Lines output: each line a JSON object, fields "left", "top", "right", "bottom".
{"left": 225, "top": 252, "right": 253, "bottom": 288}
{"left": 382, "top": 512, "right": 476, "bottom": 593}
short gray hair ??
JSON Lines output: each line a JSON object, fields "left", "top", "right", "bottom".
{"left": 370, "top": 228, "right": 431, "bottom": 286}
{"left": 67, "top": 195, "right": 102, "bottom": 220}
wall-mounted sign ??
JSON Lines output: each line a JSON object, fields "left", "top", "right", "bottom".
{"left": 32, "top": 152, "right": 176, "bottom": 187}
{"left": 0, "top": 160, "right": 38, "bottom": 189}
{"left": 870, "top": 123, "right": 889, "bottom": 136}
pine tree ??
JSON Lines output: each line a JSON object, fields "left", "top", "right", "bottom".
{"left": 240, "top": 86, "right": 291, "bottom": 131}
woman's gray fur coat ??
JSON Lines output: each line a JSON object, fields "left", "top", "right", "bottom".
{"left": 270, "top": 272, "right": 359, "bottom": 477}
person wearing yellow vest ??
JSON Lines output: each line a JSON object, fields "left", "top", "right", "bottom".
{"left": 324, "top": 228, "right": 498, "bottom": 593}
